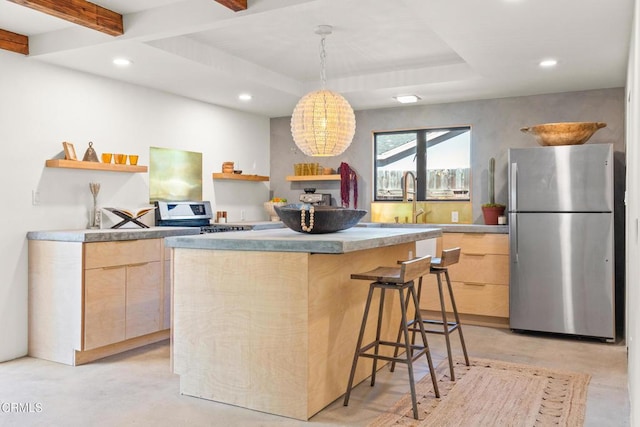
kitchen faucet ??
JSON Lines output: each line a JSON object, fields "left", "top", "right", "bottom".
{"left": 402, "top": 171, "right": 425, "bottom": 223}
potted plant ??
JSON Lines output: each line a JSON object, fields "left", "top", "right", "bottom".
{"left": 264, "top": 197, "right": 287, "bottom": 221}
{"left": 481, "top": 157, "right": 506, "bottom": 225}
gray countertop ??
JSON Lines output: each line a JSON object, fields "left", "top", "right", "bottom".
{"left": 27, "top": 227, "right": 200, "bottom": 242}
{"left": 226, "top": 221, "right": 508, "bottom": 234}
{"left": 358, "top": 222, "right": 508, "bottom": 234}
{"left": 165, "top": 226, "right": 442, "bottom": 254}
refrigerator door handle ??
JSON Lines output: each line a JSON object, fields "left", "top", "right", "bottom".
{"left": 510, "top": 162, "right": 517, "bottom": 212}
{"left": 512, "top": 213, "right": 518, "bottom": 263}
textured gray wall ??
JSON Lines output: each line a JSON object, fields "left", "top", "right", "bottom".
{"left": 270, "top": 88, "right": 625, "bottom": 223}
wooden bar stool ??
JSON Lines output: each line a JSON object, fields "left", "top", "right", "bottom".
{"left": 343, "top": 256, "right": 440, "bottom": 420}
{"left": 396, "top": 247, "right": 469, "bottom": 381}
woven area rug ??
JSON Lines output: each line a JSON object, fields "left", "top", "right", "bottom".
{"left": 369, "top": 358, "right": 590, "bottom": 427}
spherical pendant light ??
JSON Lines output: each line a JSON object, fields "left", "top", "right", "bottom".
{"left": 290, "top": 25, "right": 356, "bottom": 157}
{"left": 291, "top": 89, "right": 355, "bottom": 157}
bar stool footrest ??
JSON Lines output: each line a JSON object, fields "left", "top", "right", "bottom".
{"left": 407, "top": 318, "right": 460, "bottom": 334}
{"left": 358, "top": 340, "right": 429, "bottom": 364}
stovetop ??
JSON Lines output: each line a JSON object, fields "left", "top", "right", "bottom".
{"left": 155, "top": 200, "right": 252, "bottom": 233}
{"left": 200, "top": 224, "right": 251, "bottom": 233}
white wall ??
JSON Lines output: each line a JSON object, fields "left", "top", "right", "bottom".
{"left": 627, "top": 0, "right": 639, "bottom": 423}
{"left": 0, "top": 51, "right": 271, "bottom": 362}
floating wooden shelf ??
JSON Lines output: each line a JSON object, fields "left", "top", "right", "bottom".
{"left": 286, "top": 174, "right": 341, "bottom": 182}
{"left": 45, "top": 159, "right": 147, "bottom": 173}
{"left": 212, "top": 173, "right": 269, "bottom": 182}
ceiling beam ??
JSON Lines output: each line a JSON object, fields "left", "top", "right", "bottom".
{"left": 7, "top": 0, "right": 123, "bottom": 36}
{"left": 214, "top": 0, "right": 247, "bottom": 12}
{"left": 0, "top": 29, "right": 29, "bottom": 55}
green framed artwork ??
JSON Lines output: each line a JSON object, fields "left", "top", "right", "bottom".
{"left": 149, "top": 147, "right": 203, "bottom": 202}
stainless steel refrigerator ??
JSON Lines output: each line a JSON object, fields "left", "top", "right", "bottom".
{"left": 508, "top": 144, "right": 615, "bottom": 341}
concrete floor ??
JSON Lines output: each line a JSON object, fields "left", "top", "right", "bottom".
{"left": 0, "top": 325, "right": 629, "bottom": 426}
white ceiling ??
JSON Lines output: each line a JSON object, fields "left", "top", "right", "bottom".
{"left": 0, "top": 0, "right": 634, "bottom": 118}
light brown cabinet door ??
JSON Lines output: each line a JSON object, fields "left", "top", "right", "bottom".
{"left": 126, "top": 261, "right": 162, "bottom": 339}
{"left": 163, "top": 259, "right": 171, "bottom": 330}
{"left": 84, "top": 267, "right": 126, "bottom": 350}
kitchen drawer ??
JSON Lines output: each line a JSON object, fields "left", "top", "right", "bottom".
{"left": 84, "top": 239, "right": 162, "bottom": 269}
{"left": 443, "top": 233, "right": 508, "bottom": 255}
{"left": 446, "top": 253, "right": 509, "bottom": 285}
{"left": 419, "top": 280, "right": 509, "bottom": 318}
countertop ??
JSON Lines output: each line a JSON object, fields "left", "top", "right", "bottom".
{"left": 358, "top": 222, "right": 509, "bottom": 234}
{"left": 165, "top": 226, "right": 442, "bottom": 254}
{"left": 225, "top": 221, "right": 508, "bottom": 234}
{"left": 26, "top": 226, "right": 200, "bottom": 242}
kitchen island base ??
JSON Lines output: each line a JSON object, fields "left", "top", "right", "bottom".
{"left": 172, "top": 243, "right": 417, "bottom": 420}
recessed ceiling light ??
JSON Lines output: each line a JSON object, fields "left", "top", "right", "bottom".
{"left": 113, "top": 57, "right": 132, "bottom": 67}
{"left": 238, "top": 93, "right": 252, "bottom": 101}
{"left": 394, "top": 95, "right": 421, "bottom": 104}
{"left": 539, "top": 59, "right": 558, "bottom": 68}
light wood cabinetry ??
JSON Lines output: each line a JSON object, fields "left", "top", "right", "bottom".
{"left": 126, "top": 261, "right": 163, "bottom": 338}
{"left": 420, "top": 232, "right": 509, "bottom": 327}
{"left": 163, "top": 246, "right": 172, "bottom": 330}
{"left": 29, "top": 238, "right": 169, "bottom": 365}
{"left": 84, "top": 266, "right": 126, "bottom": 350}
{"left": 45, "top": 159, "right": 147, "bottom": 173}
{"left": 285, "top": 174, "right": 340, "bottom": 181}
{"left": 212, "top": 173, "right": 269, "bottom": 181}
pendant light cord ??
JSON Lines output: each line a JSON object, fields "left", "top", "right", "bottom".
{"left": 319, "top": 34, "right": 327, "bottom": 89}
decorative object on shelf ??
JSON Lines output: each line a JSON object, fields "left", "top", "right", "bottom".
{"left": 128, "top": 155, "right": 139, "bottom": 165}
{"left": 101, "top": 152, "right": 113, "bottom": 163}
{"left": 290, "top": 25, "right": 355, "bottom": 157}
{"left": 222, "top": 162, "right": 234, "bottom": 173}
{"left": 294, "top": 162, "right": 321, "bottom": 175}
{"left": 339, "top": 162, "right": 358, "bottom": 209}
{"left": 481, "top": 157, "right": 505, "bottom": 225}
{"left": 114, "top": 153, "right": 127, "bottom": 164}
{"left": 263, "top": 197, "right": 287, "bottom": 221}
{"left": 103, "top": 206, "right": 155, "bottom": 228}
{"left": 82, "top": 141, "right": 100, "bottom": 162}
{"left": 520, "top": 122, "right": 606, "bottom": 146}
{"left": 322, "top": 167, "right": 334, "bottom": 175}
{"left": 275, "top": 203, "right": 366, "bottom": 234}
{"left": 88, "top": 182, "right": 101, "bottom": 229}
{"left": 62, "top": 142, "right": 77, "bottom": 160}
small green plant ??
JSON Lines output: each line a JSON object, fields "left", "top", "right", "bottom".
{"left": 482, "top": 157, "right": 505, "bottom": 208}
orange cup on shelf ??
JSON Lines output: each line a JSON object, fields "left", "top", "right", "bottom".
{"left": 114, "top": 154, "right": 127, "bottom": 164}
{"left": 101, "top": 153, "right": 113, "bottom": 163}
{"left": 128, "top": 155, "right": 139, "bottom": 166}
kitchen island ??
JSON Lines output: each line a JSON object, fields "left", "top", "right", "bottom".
{"left": 165, "top": 226, "right": 441, "bottom": 421}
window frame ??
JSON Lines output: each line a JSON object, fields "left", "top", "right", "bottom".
{"left": 373, "top": 125, "right": 471, "bottom": 202}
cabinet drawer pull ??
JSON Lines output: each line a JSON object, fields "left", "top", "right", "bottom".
{"left": 462, "top": 282, "right": 486, "bottom": 287}
{"left": 463, "top": 252, "right": 487, "bottom": 256}
{"left": 100, "top": 265, "right": 122, "bottom": 271}
{"left": 128, "top": 262, "right": 150, "bottom": 267}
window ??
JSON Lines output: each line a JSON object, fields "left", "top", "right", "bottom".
{"left": 374, "top": 126, "right": 471, "bottom": 201}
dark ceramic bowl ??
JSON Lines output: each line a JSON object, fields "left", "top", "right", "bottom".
{"left": 274, "top": 204, "right": 367, "bottom": 234}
